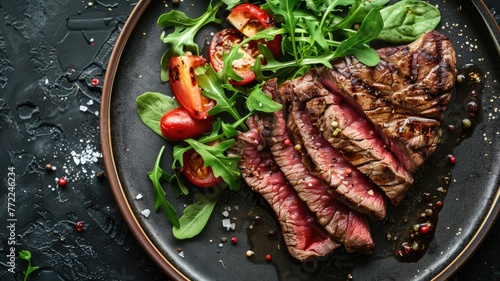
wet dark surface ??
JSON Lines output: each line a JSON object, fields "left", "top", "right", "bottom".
{"left": 0, "top": 0, "right": 499, "bottom": 280}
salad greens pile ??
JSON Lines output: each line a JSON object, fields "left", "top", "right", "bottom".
{"left": 136, "top": 0, "right": 441, "bottom": 239}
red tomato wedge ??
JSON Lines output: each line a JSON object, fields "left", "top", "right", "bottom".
{"left": 168, "top": 55, "right": 215, "bottom": 119}
{"left": 160, "top": 107, "right": 215, "bottom": 142}
{"left": 182, "top": 148, "right": 222, "bottom": 188}
{"left": 208, "top": 28, "right": 261, "bottom": 85}
{"left": 226, "top": 3, "right": 281, "bottom": 57}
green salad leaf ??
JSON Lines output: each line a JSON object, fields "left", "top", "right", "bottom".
{"left": 136, "top": 92, "right": 178, "bottom": 138}
{"left": 173, "top": 186, "right": 225, "bottom": 239}
{"left": 147, "top": 146, "right": 181, "bottom": 228}
{"left": 378, "top": 0, "right": 441, "bottom": 43}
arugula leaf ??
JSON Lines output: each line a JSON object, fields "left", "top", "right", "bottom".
{"left": 173, "top": 186, "right": 225, "bottom": 239}
{"left": 197, "top": 65, "right": 242, "bottom": 121}
{"left": 148, "top": 146, "right": 180, "bottom": 228}
{"left": 158, "top": 1, "right": 224, "bottom": 81}
{"left": 19, "top": 250, "right": 40, "bottom": 281}
{"left": 185, "top": 138, "right": 241, "bottom": 191}
{"left": 136, "top": 92, "right": 178, "bottom": 138}
{"left": 333, "top": 8, "right": 383, "bottom": 65}
{"left": 263, "top": 0, "right": 301, "bottom": 61}
{"left": 378, "top": 0, "right": 441, "bottom": 43}
{"left": 334, "top": 0, "right": 389, "bottom": 30}
{"left": 246, "top": 85, "right": 283, "bottom": 113}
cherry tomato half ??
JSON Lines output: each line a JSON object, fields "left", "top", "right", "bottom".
{"left": 168, "top": 55, "right": 215, "bottom": 119}
{"left": 209, "top": 28, "right": 261, "bottom": 85}
{"left": 183, "top": 148, "right": 222, "bottom": 188}
{"left": 160, "top": 107, "right": 215, "bottom": 141}
{"left": 226, "top": 3, "right": 281, "bottom": 57}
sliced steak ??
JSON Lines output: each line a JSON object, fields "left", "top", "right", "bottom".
{"left": 287, "top": 72, "right": 414, "bottom": 205}
{"left": 288, "top": 108, "right": 387, "bottom": 220}
{"left": 305, "top": 94, "right": 414, "bottom": 206}
{"left": 244, "top": 119, "right": 375, "bottom": 254}
{"left": 252, "top": 80, "right": 385, "bottom": 219}
{"left": 319, "top": 30, "right": 457, "bottom": 171}
{"left": 229, "top": 129, "right": 339, "bottom": 260}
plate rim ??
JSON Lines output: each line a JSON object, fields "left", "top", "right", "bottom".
{"left": 100, "top": 1, "right": 500, "bottom": 280}
{"left": 99, "top": 0, "right": 189, "bottom": 280}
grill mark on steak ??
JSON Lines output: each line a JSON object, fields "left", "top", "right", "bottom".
{"left": 319, "top": 31, "right": 456, "bottom": 171}
{"left": 229, "top": 129, "right": 339, "bottom": 260}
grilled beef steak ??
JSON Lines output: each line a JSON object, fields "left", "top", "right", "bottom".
{"left": 288, "top": 72, "right": 414, "bottom": 206}
{"left": 319, "top": 30, "right": 457, "bottom": 171}
{"left": 251, "top": 80, "right": 386, "bottom": 220}
{"left": 229, "top": 130, "right": 339, "bottom": 261}
{"left": 228, "top": 30, "right": 456, "bottom": 260}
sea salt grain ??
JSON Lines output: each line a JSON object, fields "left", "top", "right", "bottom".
{"left": 136, "top": 194, "right": 143, "bottom": 200}
{"left": 141, "top": 209, "right": 151, "bottom": 218}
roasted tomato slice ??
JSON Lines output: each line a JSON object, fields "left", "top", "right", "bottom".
{"left": 160, "top": 107, "right": 215, "bottom": 142}
{"left": 182, "top": 148, "right": 222, "bottom": 188}
{"left": 168, "top": 55, "right": 215, "bottom": 119}
{"left": 208, "top": 28, "right": 261, "bottom": 85}
{"left": 226, "top": 3, "right": 281, "bottom": 57}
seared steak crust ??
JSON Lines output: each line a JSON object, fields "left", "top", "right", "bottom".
{"left": 230, "top": 129, "right": 339, "bottom": 261}
{"left": 288, "top": 108, "right": 387, "bottom": 220}
{"left": 287, "top": 71, "right": 414, "bottom": 205}
{"left": 319, "top": 30, "right": 457, "bottom": 171}
{"left": 305, "top": 94, "right": 413, "bottom": 205}
{"left": 253, "top": 80, "right": 385, "bottom": 220}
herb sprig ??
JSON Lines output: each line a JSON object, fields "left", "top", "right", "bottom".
{"left": 19, "top": 250, "right": 40, "bottom": 281}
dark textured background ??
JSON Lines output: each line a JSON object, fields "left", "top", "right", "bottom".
{"left": 0, "top": 0, "right": 499, "bottom": 280}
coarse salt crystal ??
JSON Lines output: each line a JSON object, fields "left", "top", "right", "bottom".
{"left": 80, "top": 105, "right": 88, "bottom": 112}
{"left": 136, "top": 194, "right": 143, "bottom": 200}
{"left": 222, "top": 218, "right": 231, "bottom": 230}
{"left": 141, "top": 209, "right": 151, "bottom": 218}
{"left": 222, "top": 210, "right": 229, "bottom": 217}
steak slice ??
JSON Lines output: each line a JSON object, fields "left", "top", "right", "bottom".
{"left": 288, "top": 108, "right": 387, "bottom": 220}
{"left": 319, "top": 30, "right": 457, "bottom": 171}
{"left": 305, "top": 94, "right": 414, "bottom": 206}
{"left": 252, "top": 80, "right": 385, "bottom": 219}
{"left": 229, "top": 129, "right": 339, "bottom": 260}
{"left": 286, "top": 72, "right": 414, "bottom": 205}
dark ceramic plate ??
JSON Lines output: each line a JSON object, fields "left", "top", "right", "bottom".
{"left": 100, "top": 0, "right": 500, "bottom": 280}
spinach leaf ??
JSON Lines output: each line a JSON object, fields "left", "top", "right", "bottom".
{"left": 378, "top": 0, "right": 441, "bottom": 43}
{"left": 173, "top": 186, "right": 225, "bottom": 239}
{"left": 148, "top": 146, "right": 180, "bottom": 228}
{"left": 136, "top": 92, "right": 178, "bottom": 138}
